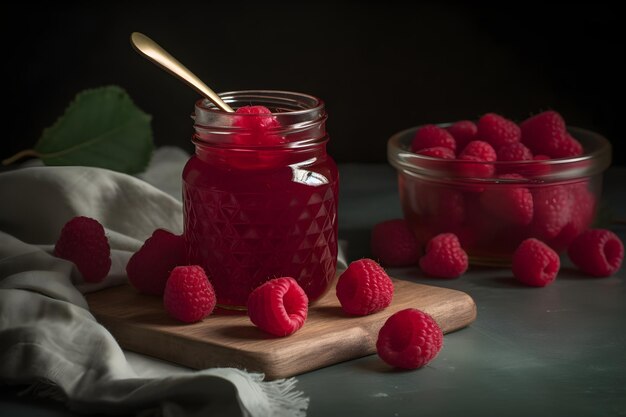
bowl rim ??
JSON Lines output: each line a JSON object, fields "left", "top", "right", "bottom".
{"left": 388, "top": 125, "right": 612, "bottom": 182}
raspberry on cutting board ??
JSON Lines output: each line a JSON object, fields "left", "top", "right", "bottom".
{"left": 164, "top": 265, "right": 216, "bottom": 323}
{"left": 54, "top": 216, "right": 111, "bottom": 283}
{"left": 336, "top": 259, "right": 394, "bottom": 316}
{"left": 376, "top": 308, "right": 443, "bottom": 369}
{"left": 247, "top": 277, "right": 309, "bottom": 337}
{"left": 126, "top": 229, "right": 186, "bottom": 295}
{"left": 371, "top": 219, "right": 420, "bottom": 267}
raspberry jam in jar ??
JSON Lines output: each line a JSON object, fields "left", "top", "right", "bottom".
{"left": 183, "top": 91, "right": 338, "bottom": 309}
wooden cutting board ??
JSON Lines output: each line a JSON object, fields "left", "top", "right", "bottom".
{"left": 86, "top": 278, "right": 476, "bottom": 380}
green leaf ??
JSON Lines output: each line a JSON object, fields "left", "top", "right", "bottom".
{"left": 34, "top": 86, "right": 153, "bottom": 174}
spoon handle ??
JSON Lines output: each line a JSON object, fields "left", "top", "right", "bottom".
{"left": 130, "top": 32, "right": 234, "bottom": 113}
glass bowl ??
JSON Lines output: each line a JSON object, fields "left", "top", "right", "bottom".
{"left": 388, "top": 125, "right": 612, "bottom": 266}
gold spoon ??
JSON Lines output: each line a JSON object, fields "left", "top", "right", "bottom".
{"left": 130, "top": 32, "right": 234, "bottom": 113}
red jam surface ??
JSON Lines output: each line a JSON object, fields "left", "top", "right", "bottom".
{"left": 183, "top": 110, "right": 338, "bottom": 308}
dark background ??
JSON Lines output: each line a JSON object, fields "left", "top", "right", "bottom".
{"left": 5, "top": 2, "right": 625, "bottom": 165}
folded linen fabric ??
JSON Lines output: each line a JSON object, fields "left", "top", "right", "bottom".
{"left": 0, "top": 148, "right": 309, "bottom": 417}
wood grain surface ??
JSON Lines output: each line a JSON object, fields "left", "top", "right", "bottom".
{"left": 86, "top": 278, "right": 476, "bottom": 380}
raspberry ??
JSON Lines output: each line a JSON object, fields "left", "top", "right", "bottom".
{"left": 247, "top": 277, "right": 308, "bottom": 336}
{"left": 551, "top": 133, "right": 583, "bottom": 158}
{"left": 164, "top": 265, "right": 216, "bottom": 323}
{"left": 456, "top": 155, "right": 495, "bottom": 179}
{"left": 477, "top": 113, "right": 521, "bottom": 150}
{"left": 457, "top": 140, "right": 497, "bottom": 179}
{"left": 411, "top": 125, "right": 456, "bottom": 153}
{"left": 520, "top": 110, "right": 568, "bottom": 158}
{"left": 480, "top": 174, "right": 534, "bottom": 226}
{"left": 371, "top": 219, "right": 420, "bottom": 267}
{"left": 419, "top": 233, "right": 468, "bottom": 278}
{"left": 568, "top": 229, "right": 624, "bottom": 277}
{"left": 459, "top": 140, "right": 497, "bottom": 161}
{"left": 531, "top": 185, "right": 572, "bottom": 239}
{"left": 376, "top": 308, "right": 443, "bottom": 369}
{"left": 446, "top": 120, "right": 477, "bottom": 150}
{"left": 126, "top": 229, "right": 186, "bottom": 295}
{"left": 233, "top": 105, "right": 282, "bottom": 145}
{"left": 336, "top": 259, "right": 394, "bottom": 316}
{"left": 416, "top": 146, "right": 455, "bottom": 159}
{"left": 546, "top": 182, "right": 597, "bottom": 251}
{"left": 54, "top": 216, "right": 111, "bottom": 283}
{"left": 512, "top": 238, "right": 560, "bottom": 287}
{"left": 497, "top": 142, "right": 533, "bottom": 162}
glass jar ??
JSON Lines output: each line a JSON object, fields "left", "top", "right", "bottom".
{"left": 183, "top": 90, "right": 339, "bottom": 309}
{"left": 388, "top": 125, "right": 611, "bottom": 266}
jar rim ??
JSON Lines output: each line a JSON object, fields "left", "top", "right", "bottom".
{"left": 388, "top": 124, "right": 612, "bottom": 182}
{"left": 193, "top": 90, "right": 328, "bottom": 149}
{"left": 195, "top": 90, "right": 324, "bottom": 116}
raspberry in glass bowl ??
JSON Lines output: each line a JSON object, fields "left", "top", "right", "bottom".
{"left": 387, "top": 112, "right": 612, "bottom": 266}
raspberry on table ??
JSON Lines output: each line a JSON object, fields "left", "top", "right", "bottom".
{"left": 480, "top": 174, "right": 534, "bottom": 226}
{"left": 477, "top": 113, "right": 521, "bottom": 150}
{"left": 164, "top": 265, "right": 216, "bottom": 323}
{"left": 568, "top": 229, "right": 624, "bottom": 277}
{"left": 336, "top": 259, "right": 394, "bottom": 316}
{"left": 411, "top": 125, "right": 457, "bottom": 153}
{"left": 512, "top": 238, "right": 560, "bottom": 287}
{"left": 376, "top": 308, "right": 443, "bottom": 369}
{"left": 371, "top": 219, "right": 420, "bottom": 267}
{"left": 416, "top": 146, "right": 455, "bottom": 159}
{"left": 419, "top": 233, "right": 468, "bottom": 278}
{"left": 126, "top": 229, "right": 186, "bottom": 295}
{"left": 54, "top": 216, "right": 111, "bottom": 283}
{"left": 446, "top": 120, "right": 477, "bottom": 151}
{"left": 247, "top": 277, "right": 308, "bottom": 336}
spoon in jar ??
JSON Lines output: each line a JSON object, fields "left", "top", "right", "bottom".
{"left": 130, "top": 32, "right": 234, "bottom": 113}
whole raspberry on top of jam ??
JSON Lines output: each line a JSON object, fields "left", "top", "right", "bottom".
{"left": 233, "top": 105, "right": 283, "bottom": 145}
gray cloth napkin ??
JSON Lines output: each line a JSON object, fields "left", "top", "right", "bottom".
{"left": 0, "top": 148, "right": 309, "bottom": 417}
